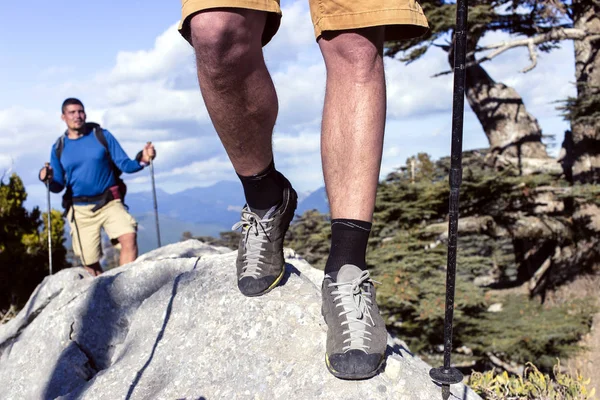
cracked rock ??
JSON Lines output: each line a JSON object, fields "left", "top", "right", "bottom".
{"left": 0, "top": 240, "right": 481, "bottom": 400}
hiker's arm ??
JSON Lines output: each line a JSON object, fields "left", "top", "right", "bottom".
{"left": 103, "top": 130, "right": 144, "bottom": 173}
{"left": 47, "top": 146, "right": 65, "bottom": 193}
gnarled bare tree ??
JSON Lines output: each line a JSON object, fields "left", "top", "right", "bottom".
{"left": 387, "top": 0, "right": 600, "bottom": 181}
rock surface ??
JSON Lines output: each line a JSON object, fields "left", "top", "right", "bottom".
{"left": 0, "top": 240, "right": 481, "bottom": 400}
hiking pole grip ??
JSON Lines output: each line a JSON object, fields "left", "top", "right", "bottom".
{"left": 45, "top": 163, "right": 53, "bottom": 276}
{"left": 149, "top": 158, "right": 162, "bottom": 248}
{"left": 429, "top": 0, "right": 468, "bottom": 397}
{"left": 146, "top": 141, "right": 155, "bottom": 160}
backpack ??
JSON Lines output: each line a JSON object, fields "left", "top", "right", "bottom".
{"left": 55, "top": 123, "right": 127, "bottom": 213}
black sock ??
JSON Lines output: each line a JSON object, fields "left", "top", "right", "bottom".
{"left": 324, "top": 218, "right": 372, "bottom": 276}
{"left": 237, "top": 160, "right": 284, "bottom": 218}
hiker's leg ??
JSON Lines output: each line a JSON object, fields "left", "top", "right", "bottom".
{"left": 103, "top": 201, "right": 138, "bottom": 265}
{"left": 69, "top": 206, "right": 104, "bottom": 276}
{"left": 84, "top": 263, "right": 103, "bottom": 277}
{"left": 186, "top": 9, "right": 297, "bottom": 297}
{"left": 189, "top": 9, "right": 278, "bottom": 176}
{"left": 319, "top": 28, "right": 386, "bottom": 222}
{"left": 117, "top": 233, "right": 138, "bottom": 265}
{"left": 189, "top": 9, "right": 291, "bottom": 217}
{"left": 317, "top": 27, "right": 389, "bottom": 381}
{"left": 309, "top": 0, "right": 428, "bottom": 381}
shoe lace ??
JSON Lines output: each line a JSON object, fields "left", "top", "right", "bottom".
{"left": 329, "top": 270, "right": 380, "bottom": 353}
{"left": 232, "top": 208, "right": 274, "bottom": 278}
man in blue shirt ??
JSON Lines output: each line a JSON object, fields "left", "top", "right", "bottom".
{"left": 39, "top": 98, "right": 155, "bottom": 276}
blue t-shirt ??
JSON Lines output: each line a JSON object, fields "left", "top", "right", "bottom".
{"left": 49, "top": 128, "right": 143, "bottom": 201}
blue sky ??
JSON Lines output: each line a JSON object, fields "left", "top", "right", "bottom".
{"left": 0, "top": 0, "right": 575, "bottom": 212}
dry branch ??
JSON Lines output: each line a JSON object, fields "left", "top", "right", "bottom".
{"left": 486, "top": 352, "right": 525, "bottom": 375}
{"left": 433, "top": 28, "right": 600, "bottom": 77}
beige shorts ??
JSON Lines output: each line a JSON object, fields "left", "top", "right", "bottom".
{"left": 179, "top": 0, "right": 428, "bottom": 45}
{"left": 68, "top": 200, "right": 137, "bottom": 265}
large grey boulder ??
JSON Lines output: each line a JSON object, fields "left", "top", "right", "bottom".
{"left": 0, "top": 240, "right": 481, "bottom": 400}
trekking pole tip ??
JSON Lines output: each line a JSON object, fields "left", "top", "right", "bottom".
{"left": 441, "top": 384, "right": 451, "bottom": 400}
{"left": 429, "top": 366, "right": 463, "bottom": 385}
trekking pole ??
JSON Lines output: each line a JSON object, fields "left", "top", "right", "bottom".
{"left": 148, "top": 143, "right": 162, "bottom": 248}
{"left": 429, "top": 0, "right": 468, "bottom": 398}
{"left": 44, "top": 163, "right": 53, "bottom": 275}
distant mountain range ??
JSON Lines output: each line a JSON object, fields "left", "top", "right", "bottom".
{"left": 64, "top": 181, "right": 329, "bottom": 257}
{"left": 295, "top": 187, "right": 327, "bottom": 216}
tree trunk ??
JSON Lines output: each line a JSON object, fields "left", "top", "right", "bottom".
{"left": 448, "top": 36, "right": 551, "bottom": 173}
{"left": 568, "top": 0, "right": 600, "bottom": 183}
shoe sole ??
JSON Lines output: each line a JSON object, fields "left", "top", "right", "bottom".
{"left": 325, "top": 353, "right": 385, "bottom": 380}
{"left": 242, "top": 266, "right": 286, "bottom": 298}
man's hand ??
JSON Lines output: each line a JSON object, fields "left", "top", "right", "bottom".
{"left": 141, "top": 142, "right": 156, "bottom": 164}
{"left": 39, "top": 163, "right": 53, "bottom": 183}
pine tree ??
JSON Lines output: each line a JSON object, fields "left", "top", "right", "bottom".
{"left": 0, "top": 173, "right": 68, "bottom": 312}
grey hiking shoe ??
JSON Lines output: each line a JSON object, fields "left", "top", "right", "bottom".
{"left": 321, "top": 264, "right": 387, "bottom": 379}
{"left": 231, "top": 178, "right": 297, "bottom": 297}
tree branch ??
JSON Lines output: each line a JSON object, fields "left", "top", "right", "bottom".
{"left": 474, "top": 28, "right": 592, "bottom": 70}
{"left": 431, "top": 28, "right": 600, "bottom": 77}
{"left": 522, "top": 39, "right": 538, "bottom": 73}
{"left": 486, "top": 352, "right": 525, "bottom": 376}
{"left": 527, "top": 247, "right": 558, "bottom": 294}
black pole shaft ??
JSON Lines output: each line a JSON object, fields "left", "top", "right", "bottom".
{"left": 429, "top": 0, "right": 469, "bottom": 395}
{"left": 46, "top": 181, "right": 53, "bottom": 276}
{"left": 150, "top": 160, "right": 162, "bottom": 248}
{"left": 443, "top": 0, "right": 468, "bottom": 370}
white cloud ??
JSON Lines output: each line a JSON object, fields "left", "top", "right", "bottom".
{"left": 101, "top": 83, "right": 209, "bottom": 132}
{"left": 103, "top": 23, "right": 194, "bottom": 84}
{"left": 264, "top": 1, "right": 317, "bottom": 69}
{"left": 0, "top": 154, "right": 13, "bottom": 173}
{"left": 0, "top": 107, "right": 63, "bottom": 162}
{"left": 273, "top": 62, "right": 326, "bottom": 130}
{"left": 274, "top": 131, "right": 321, "bottom": 154}
{"left": 386, "top": 48, "right": 454, "bottom": 118}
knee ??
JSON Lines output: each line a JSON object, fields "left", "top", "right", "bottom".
{"left": 190, "top": 12, "right": 262, "bottom": 79}
{"left": 321, "top": 29, "right": 385, "bottom": 81}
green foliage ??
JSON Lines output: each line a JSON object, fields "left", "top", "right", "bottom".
{"left": 0, "top": 174, "right": 68, "bottom": 311}
{"left": 469, "top": 360, "right": 596, "bottom": 399}
{"left": 286, "top": 210, "right": 331, "bottom": 270}
{"left": 558, "top": 85, "right": 600, "bottom": 126}
{"left": 566, "top": 183, "right": 600, "bottom": 207}
{"left": 469, "top": 295, "right": 596, "bottom": 370}
{"left": 196, "top": 231, "right": 243, "bottom": 251}
{"left": 370, "top": 229, "right": 488, "bottom": 354}
{"left": 387, "top": 153, "right": 441, "bottom": 184}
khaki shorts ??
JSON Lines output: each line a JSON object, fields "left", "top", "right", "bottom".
{"left": 179, "top": 0, "right": 428, "bottom": 45}
{"left": 68, "top": 200, "right": 137, "bottom": 265}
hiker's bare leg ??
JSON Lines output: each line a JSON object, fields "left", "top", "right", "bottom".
{"left": 118, "top": 233, "right": 138, "bottom": 265}
{"left": 190, "top": 9, "right": 277, "bottom": 175}
{"left": 319, "top": 28, "right": 386, "bottom": 221}
{"left": 84, "top": 262, "right": 103, "bottom": 277}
